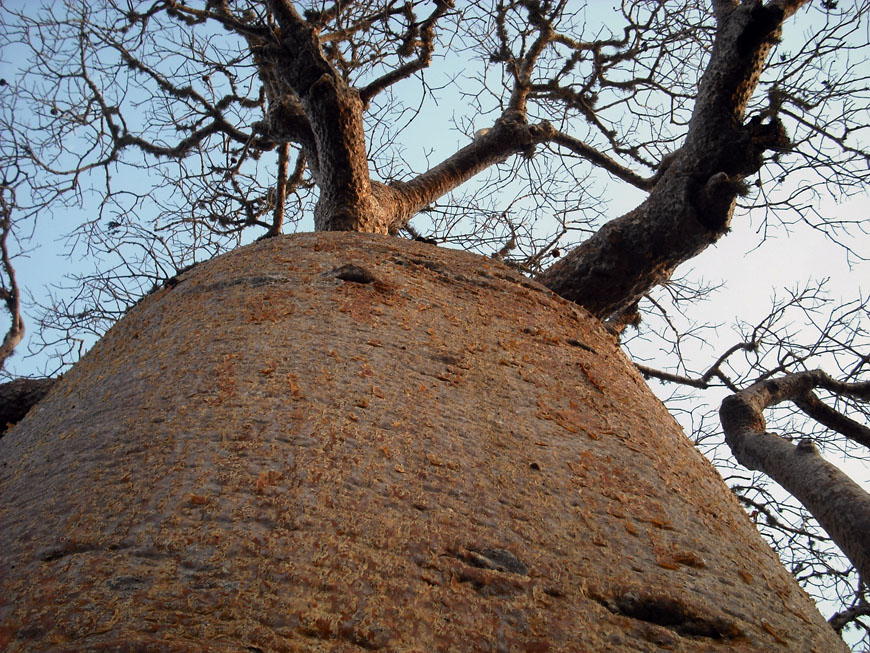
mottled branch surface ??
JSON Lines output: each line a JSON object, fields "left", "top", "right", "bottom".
{"left": 720, "top": 369, "right": 870, "bottom": 583}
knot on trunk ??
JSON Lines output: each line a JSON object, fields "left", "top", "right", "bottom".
{"left": 694, "top": 172, "right": 744, "bottom": 232}
{"left": 720, "top": 393, "right": 766, "bottom": 439}
{"left": 492, "top": 111, "right": 537, "bottom": 158}
{"left": 746, "top": 115, "right": 791, "bottom": 158}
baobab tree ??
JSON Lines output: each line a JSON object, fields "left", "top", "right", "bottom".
{"left": 0, "top": 0, "right": 868, "bottom": 649}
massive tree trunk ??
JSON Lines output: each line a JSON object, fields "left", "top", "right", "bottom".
{"left": 0, "top": 234, "right": 844, "bottom": 651}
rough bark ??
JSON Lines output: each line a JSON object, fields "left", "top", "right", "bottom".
{"left": 720, "top": 370, "right": 870, "bottom": 584}
{"left": 0, "top": 234, "right": 845, "bottom": 651}
{"left": 537, "top": 0, "right": 801, "bottom": 320}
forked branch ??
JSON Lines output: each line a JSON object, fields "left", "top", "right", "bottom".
{"left": 720, "top": 370, "right": 870, "bottom": 583}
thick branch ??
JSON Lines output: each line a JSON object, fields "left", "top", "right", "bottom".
{"left": 0, "top": 196, "right": 24, "bottom": 371}
{"left": 537, "top": 0, "right": 808, "bottom": 320}
{"left": 720, "top": 370, "right": 870, "bottom": 583}
{"left": 829, "top": 603, "right": 870, "bottom": 634}
{"left": 548, "top": 130, "right": 655, "bottom": 190}
{"left": 794, "top": 390, "right": 870, "bottom": 450}
{"left": 507, "top": 14, "right": 554, "bottom": 115}
{"left": 378, "top": 114, "right": 553, "bottom": 233}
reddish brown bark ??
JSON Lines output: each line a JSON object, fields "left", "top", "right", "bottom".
{"left": 0, "top": 234, "right": 845, "bottom": 651}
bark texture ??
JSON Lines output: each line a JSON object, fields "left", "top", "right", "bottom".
{"left": 0, "top": 233, "right": 845, "bottom": 651}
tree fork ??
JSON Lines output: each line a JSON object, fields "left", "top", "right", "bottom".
{"left": 720, "top": 372, "right": 870, "bottom": 584}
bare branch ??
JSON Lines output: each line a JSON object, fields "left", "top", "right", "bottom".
{"left": 721, "top": 370, "right": 870, "bottom": 583}
{"left": 829, "top": 601, "right": 870, "bottom": 634}
{"left": 0, "top": 193, "right": 24, "bottom": 371}
{"left": 358, "top": 0, "right": 453, "bottom": 106}
{"left": 794, "top": 390, "right": 870, "bottom": 450}
{"left": 547, "top": 130, "right": 655, "bottom": 190}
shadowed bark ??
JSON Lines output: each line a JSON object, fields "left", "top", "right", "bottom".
{"left": 0, "top": 377, "right": 56, "bottom": 434}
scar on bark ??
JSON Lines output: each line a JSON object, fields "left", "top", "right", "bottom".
{"left": 332, "top": 264, "right": 376, "bottom": 284}
{"left": 595, "top": 591, "right": 743, "bottom": 641}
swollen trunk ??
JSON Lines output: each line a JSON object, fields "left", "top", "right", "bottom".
{"left": 0, "top": 233, "right": 845, "bottom": 651}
